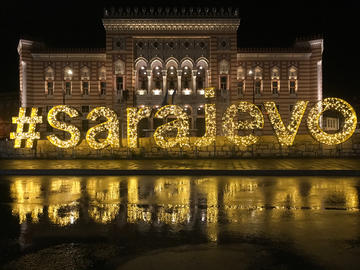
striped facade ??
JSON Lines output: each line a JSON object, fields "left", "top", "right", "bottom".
{"left": 17, "top": 7, "right": 323, "bottom": 139}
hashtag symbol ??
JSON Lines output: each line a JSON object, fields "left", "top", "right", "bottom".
{"left": 10, "top": 107, "right": 43, "bottom": 148}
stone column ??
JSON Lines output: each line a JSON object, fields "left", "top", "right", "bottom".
{"left": 192, "top": 70, "right": 197, "bottom": 92}
{"left": 177, "top": 70, "right": 182, "bottom": 93}
{"left": 206, "top": 70, "right": 210, "bottom": 88}
{"left": 162, "top": 70, "right": 167, "bottom": 92}
{"left": 147, "top": 70, "right": 152, "bottom": 93}
{"left": 134, "top": 70, "right": 138, "bottom": 91}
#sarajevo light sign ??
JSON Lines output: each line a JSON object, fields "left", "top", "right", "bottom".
{"left": 10, "top": 89, "right": 357, "bottom": 149}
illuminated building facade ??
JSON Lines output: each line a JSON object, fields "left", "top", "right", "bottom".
{"left": 17, "top": 7, "right": 323, "bottom": 138}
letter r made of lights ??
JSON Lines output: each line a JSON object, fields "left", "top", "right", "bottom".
{"left": 10, "top": 97, "right": 358, "bottom": 149}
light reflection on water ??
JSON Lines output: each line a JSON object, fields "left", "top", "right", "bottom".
{"left": 2, "top": 176, "right": 360, "bottom": 269}
{"left": 9, "top": 176, "right": 359, "bottom": 228}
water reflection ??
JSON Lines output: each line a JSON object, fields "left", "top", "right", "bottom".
{"left": 9, "top": 176, "right": 360, "bottom": 229}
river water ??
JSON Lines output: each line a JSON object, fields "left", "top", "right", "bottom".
{"left": 1, "top": 175, "right": 360, "bottom": 269}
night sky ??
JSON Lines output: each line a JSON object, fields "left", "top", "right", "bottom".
{"left": 0, "top": 0, "right": 358, "bottom": 103}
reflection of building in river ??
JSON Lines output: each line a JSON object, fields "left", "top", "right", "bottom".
{"left": 87, "top": 177, "right": 120, "bottom": 223}
{"left": 10, "top": 177, "right": 43, "bottom": 223}
{"left": 10, "top": 177, "right": 360, "bottom": 230}
{"left": 47, "top": 177, "right": 81, "bottom": 226}
{"left": 154, "top": 177, "right": 191, "bottom": 224}
{"left": 127, "top": 177, "right": 151, "bottom": 223}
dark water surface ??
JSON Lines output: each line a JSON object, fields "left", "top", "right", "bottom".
{"left": 1, "top": 175, "right": 360, "bottom": 269}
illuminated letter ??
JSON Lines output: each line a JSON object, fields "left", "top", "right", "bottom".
{"left": 153, "top": 105, "right": 190, "bottom": 148}
{"left": 10, "top": 107, "right": 43, "bottom": 148}
{"left": 222, "top": 102, "right": 264, "bottom": 147}
{"left": 47, "top": 105, "right": 80, "bottom": 148}
{"left": 127, "top": 106, "right": 152, "bottom": 148}
{"left": 86, "top": 107, "right": 119, "bottom": 149}
{"left": 195, "top": 87, "right": 216, "bottom": 147}
{"left": 264, "top": 101, "right": 308, "bottom": 146}
{"left": 307, "top": 98, "right": 357, "bottom": 145}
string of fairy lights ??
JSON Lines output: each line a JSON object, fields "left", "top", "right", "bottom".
{"left": 86, "top": 107, "right": 120, "bottom": 149}
{"left": 153, "top": 105, "right": 190, "bottom": 148}
{"left": 127, "top": 106, "right": 152, "bottom": 148}
{"left": 264, "top": 101, "right": 308, "bottom": 146}
{"left": 307, "top": 98, "right": 357, "bottom": 145}
{"left": 222, "top": 101, "right": 264, "bottom": 147}
{"left": 47, "top": 105, "right": 81, "bottom": 148}
{"left": 10, "top": 95, "right": 358, "bottom": 149}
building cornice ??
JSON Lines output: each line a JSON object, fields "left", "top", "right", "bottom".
{"left": 237, "top": 52, "right": 312, "bottom": 60}
{"left": 31, "top": 53, "right": 106, "bottom": 61}
{"left": 102, "top": 19, "right": 240, "bottom": 32}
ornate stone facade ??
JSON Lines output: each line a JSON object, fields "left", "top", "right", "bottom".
{"left": 17, "top": 7, "right": 323, "bottom": 140}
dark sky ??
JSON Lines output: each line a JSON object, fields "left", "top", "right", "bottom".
{"left": 0, "top": 0, "right": 358, "bottom": 102}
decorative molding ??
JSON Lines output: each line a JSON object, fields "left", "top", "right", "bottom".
{"left": 31, "top": 53, "right": 106, "bottom": 61}
{"left": 237, "top": 53, "right": 312, "bottom": 60}
{"left": 102, "top": 19, "right": 240, "bottom": 32}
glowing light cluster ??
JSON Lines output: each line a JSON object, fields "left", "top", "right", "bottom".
{"left": 10, "top": 107, "right": 42, "bottom": 148}
{"left": 204, "top": 87, "right": 215, "bottom": 98}
{"left": 153, "top": 105, "right": 190, "bottom": 148}
{"left": 307, "top": 97, "right": 357, "bottom": 145}
{"left": 222, "top": 101, "right": 264, "bottom": 147}
{"left": 47, "top": 105, "right": 80, "bottom": 148}
{"left": 127, "top": 106, "right": 151, "bottom": 148}
{"left": 48, "top": 203, "right": 79, "bottom": 226}
{"left": 194, "top": 104, "right": 216, "bottom": 147}
{"left": 86, "top": 107, "right": 120, "bottom": 149}
{"left": 264, "top": 101, "right": 308, "bottom": 146}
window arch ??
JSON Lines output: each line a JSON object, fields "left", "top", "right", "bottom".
{"left": 254, "top": 66, "right": 263, "bottom": 95}
{"left": 63, "top": 66, "right": 73, "bottom": 80}
{"left": 98, "top": 66, "right": 106, "bottom": 96}
{"left": 63, "top": 66, "right": 73, "bottom": 96}
{"left": 237, "top": 66, "right": 245, "bottom": 96}
{"left": 114, "top": 59, "right": 125, "bottom": 97}
{"left": 219, "top": 59, "right": 229, "bottom": 75}
{"left": 288, "top": 66, "right": 298, "bottom": 94}
{"left": 114, "top": 59, "right": 125, "bottom": 75}
{"left": 80, "top": 66, "right": 90, "bottom": 96}
{"left": 271, "top": 67, "right": 280, "bottom": 95}
{"left": 45, "top": 67, "right": 54, "bottom": 95}
{"left": 98, "top": 66, "right": 106, "bottom": 80}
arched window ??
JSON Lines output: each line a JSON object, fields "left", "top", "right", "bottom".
{"left": 63, "top": 66, "right": 73, "bottom": 96}
{"left": 237, "top": 66, "right": 245, "bottom": 96}
{"left": 167, "top": 66, "right": 177, "bottom": 92}
{"left": 80, "top": 66, "right": 90, "bottom": 96}
{"left": 98, "top": 66, "right": 106, "bottom": 96}
{"left": 45, "top": 67, "right": 54, "bottom": 95}
{"left": 182, "top": 65, "right": 192, "bottom": 94}
{"left": 114, "top": 60, "right": 125, "bottom": 96}
{"left": 288, "top": 66, "right": 298, "bottom": 94}
{"left": 254, "top": 66, "right": 263, "bottom": 95}
{"left": 152, "top": 65, "right": 162, "bottom": 95}
{"left": 219, "top": 60, "right": 229, "bottom": 91}
{"left": 271, "top": 67, "right": 280, "bottom": 95}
